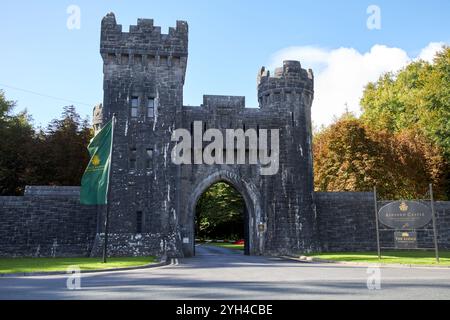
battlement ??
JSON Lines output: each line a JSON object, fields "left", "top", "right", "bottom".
{"left": 100, "top": 13, "right": 188, "bottom": 59}
{"left": 202, "top": 95, "right": 245, "bottom": 111}
{"left": 257, "top": 61, "right": 314, "bottom": 104}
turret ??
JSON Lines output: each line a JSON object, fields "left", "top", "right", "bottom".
{"left": 92, "top": 103, "right": 103, "bottom": 135}
{"left": 257, "top": 60, "right": 314, "bottom": 110}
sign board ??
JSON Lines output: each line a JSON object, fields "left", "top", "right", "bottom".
{"left": 378, "top": 201, "right": 432, "bottom": 229}
{"left": 394, "top": 231, "right": 417, "bottom": 249}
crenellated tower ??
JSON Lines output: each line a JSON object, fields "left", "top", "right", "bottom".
{"left": 257, "top": 60, "right": 314, "bottom": 110}
{"left": 92, "top": 13, "right": 189, "bottom": 257}
{"left": 255, "top": 60, "right": 317, "bottom": 254}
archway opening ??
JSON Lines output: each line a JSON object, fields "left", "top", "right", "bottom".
{"left": 194, "top": 181, "right": 249, "bottom": 255}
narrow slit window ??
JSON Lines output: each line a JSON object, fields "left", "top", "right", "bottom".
{"left": 131, "top": 97, "right": 139, "bottom": 118}
{"left": 147, "top": 55, "right": 155, "bottom": 66}
{"left": 172, "top": 56, "right": 180, "bottom": 66}
{"left": 129, "top": 158, "right": 137, "bottom": 171}
{"left": 121, "top": 54, "right": 129, "bottom": 64}
{"left": 146, "top": 148, "right": 153, "bottom": 169}
{"left": 130, "top": 148, "right": 137, "bottom": 171}
{"left": 136, "top": 212, "right": 143, "bottom": 234}
{"left": 134, "top": 54, "right": 142, "bottom": 65}
{"left": 107, "top": 53, "right": 115, "bottom": 63}
{"left": 147, "top": 98, "right": 155, "bottom": 118}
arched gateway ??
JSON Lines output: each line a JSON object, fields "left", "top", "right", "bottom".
{"left": 91, "top": 13, "right": 320, "bottom": 258}
{"left": 185, "top": 170, "right": 262, "bottom": 257}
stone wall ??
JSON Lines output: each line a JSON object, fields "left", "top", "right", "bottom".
{"left": 0, "top": 187, "right": 98, "bottom": 257}
{"left": 315, "top": 192, "right": 450, "bottom": 252}
{"left": 1, "top": 188, "right": 450, "bottom": 257}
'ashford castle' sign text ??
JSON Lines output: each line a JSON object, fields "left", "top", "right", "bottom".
{"left": 378, "top": 201, "right": 432, "bottom": 230}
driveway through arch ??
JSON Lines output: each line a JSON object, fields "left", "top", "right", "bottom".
{"left": 184, "top": 170, "right": 265, "bottom": 257}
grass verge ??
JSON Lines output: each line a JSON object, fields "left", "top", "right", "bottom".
{"left": 205, "top": 242, "right": 245, "bottom": 251}
{"left": 0, "top": 256, "right": 157, "bottom": 274}
{"left": 306, "top": 251, "right": 450, "bottom": 266}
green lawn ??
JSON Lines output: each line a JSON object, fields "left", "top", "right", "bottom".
{"left": 206, "top": 242, "right": 245, "bottom": 251}
{"left": 307, "top": 251, "right": 450, "bottom": 266}
{"left": 0, "top": 256, "right": 157, "bottom": 274}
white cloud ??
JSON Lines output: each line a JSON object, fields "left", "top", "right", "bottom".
{"left": 268, "top": 42, "right": 447, "bottom": 127}
{"left": 417, "top": 42, "right": 446, "bottom": 63}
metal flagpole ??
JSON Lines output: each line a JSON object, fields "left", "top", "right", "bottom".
{"left": 429, "top": 184, "right": 440, "bottom": 263}
{"left": 373, "top": 186, "right": 381, "bottom": 260}
{"left": 103, "top": 113, "right": 116, "bottom": 264}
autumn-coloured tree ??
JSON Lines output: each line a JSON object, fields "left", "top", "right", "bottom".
{"left": 313, "top": 115, "right": 447, "bottom": 200}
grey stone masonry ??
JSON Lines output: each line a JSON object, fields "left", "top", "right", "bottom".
{"left": 94, "top": 13, "right": 319, "bottom": 257}
{"left": 0, "top": 187, "right": 98, "bottom": 257}
{"left": 315, "top": 192, "right": 450, "bottom": 252}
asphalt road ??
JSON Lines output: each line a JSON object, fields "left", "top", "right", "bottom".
{"left": 0, "top": 245, "right": 449, "bottom": 300}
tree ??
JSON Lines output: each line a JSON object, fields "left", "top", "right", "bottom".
{"left": 313, "top": 115, "right": 447, "bottom": 200}
{"left": 361, "top": 46, "right": 450, "bottom": 159}
{"left": 195, "top": 182, "right": 245, "bottom": 240}
{"left": 360, "top": 47, "right": 450, "bottom": 198}
{"left": 0, "top": 96, "right": 94, "bottom": 195}
{"left": 36, "top": 106, "right": 93, "bottom": 186}
{"left": 0, "top": 90, "right": 36, "bottom": 195}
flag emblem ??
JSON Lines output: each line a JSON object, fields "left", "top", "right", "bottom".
{"left": 80, "top": 118, "right": 114, "bottom": 205}
{"left": 92, "top": 155, "right": 101, "bottom": 167}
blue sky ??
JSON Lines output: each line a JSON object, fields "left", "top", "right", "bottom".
{"left": 0, "top": 0, "right": 449, "bottom": 127}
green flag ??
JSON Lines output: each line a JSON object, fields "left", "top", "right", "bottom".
{"left": 80, "top": 118, "right": 114, "bottom": 205}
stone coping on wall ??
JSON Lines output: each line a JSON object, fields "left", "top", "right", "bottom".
{"left": 24, "top": 186, "right": 81, "bottom": 197}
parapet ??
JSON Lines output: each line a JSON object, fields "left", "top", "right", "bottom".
{"left": 257, "top": 60, "right": 314, "bottom": 99}
{"left": 100, "top": 12, "right": 188, "bottom": 58}
{"left": 24, "top": 186, "right": 81, "bottom": 197}
{"left": 202, "top": 95, "right": 245, "bottom": 111}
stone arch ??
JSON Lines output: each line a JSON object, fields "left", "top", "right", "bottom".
{"left": 186, "top": 169, "right": 265, "bottom": 257}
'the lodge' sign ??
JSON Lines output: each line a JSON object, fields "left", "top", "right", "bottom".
{"left": 378, "top": 201, "right": 432, "bottom": 229}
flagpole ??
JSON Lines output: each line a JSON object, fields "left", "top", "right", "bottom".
{"left": 103, "top": 113, "right": 116, "bottom": 264}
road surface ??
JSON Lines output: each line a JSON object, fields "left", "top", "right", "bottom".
{"left": 0, "top": 245, "right": 449, "bottom": 300}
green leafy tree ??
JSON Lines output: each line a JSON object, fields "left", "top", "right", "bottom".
{"left": 0, "top": 95, "right": 93, "bottom": 195}
{"left": 361, "top": 47, "right": 450, "bottom": 159}
{"left": 36, "top": 106, "right": 93, "bottom": 186}
{"left": 0, "top": 90, "right": 36, "bottom": 195}
{"left": 195, "top": 182, "right": 245, "bottom": 240}
{"left": 360, "top": 47, "right": 449, "bottom": 197}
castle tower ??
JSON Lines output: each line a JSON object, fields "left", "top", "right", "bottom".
{"left": 92, "top": 13, "right": 189, "bottom": 257}
{"left": 256, "top": 60, "right": 318, "bottom": 254}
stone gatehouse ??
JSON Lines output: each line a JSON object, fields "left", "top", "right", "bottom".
{"left": 1, "top": 13, "right": 449, "bottom": 258}
{"left": 93, "top": 12, "right": 317, "bottom": 257}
